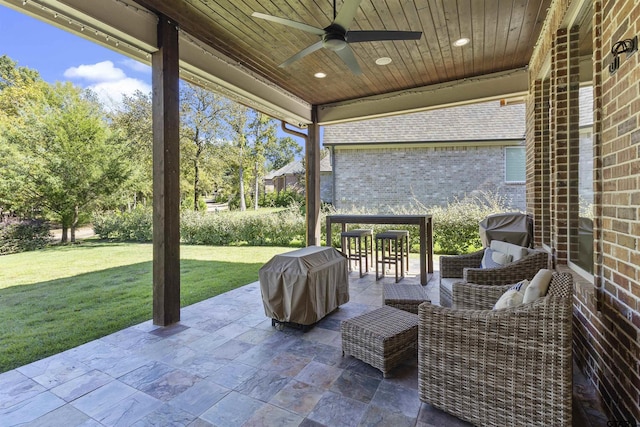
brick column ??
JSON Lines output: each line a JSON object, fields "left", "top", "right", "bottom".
{"left": 550, "top": 26, "right": 580, "bottom": 264}
{"left": 526, "top": 80, "right": 550, "bottom": 248}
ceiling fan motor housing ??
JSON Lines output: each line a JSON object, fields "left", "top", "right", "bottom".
{"left": 323, "top": 32, "right": 348, "bottom": 51}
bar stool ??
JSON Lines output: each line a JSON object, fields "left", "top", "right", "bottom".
{"left": 375, "top": 230, "right": 410, "bottom": 283}
{"left": 340, "top": 229, "right": 373, "bottom": 278}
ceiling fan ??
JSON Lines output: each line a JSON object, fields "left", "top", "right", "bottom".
{"left": 251, "top": 0, "right": 422, "bottom": 75}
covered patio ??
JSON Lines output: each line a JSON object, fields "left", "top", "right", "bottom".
{"left": 1, "top": 0, "right": 639, "bottom": 423}
{"left": 0, "top": 265, "right": 607, "bottom": 426}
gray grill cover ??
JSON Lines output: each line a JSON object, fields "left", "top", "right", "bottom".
{"left": 479, "top": 212, "right": 533, "bottom": 248}
{"left": 259, "top": 246, "right": 349, "bottom": 325}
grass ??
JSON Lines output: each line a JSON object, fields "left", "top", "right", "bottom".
{"left": 0, "top": 241, "right": 291, "bottom": 373}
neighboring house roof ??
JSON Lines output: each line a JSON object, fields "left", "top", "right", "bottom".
{"left": 264, "top": 154, "right": 332, "bottom": 180}
{"left": 323, "top": 100, "right": 525, "bottom": 145}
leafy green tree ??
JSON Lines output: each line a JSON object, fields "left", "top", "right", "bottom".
{"left": 247, "top": 112, "right": 277, "bottom": 210}
{"left": 226, "top": 103, "right": 251, "bottom": 211}
{"left": 266, "top": 136, "right": 302, "bottom": 171}
{"left": 107, "top": 90, "right": 153, "bottom": 209}
{"left": 0, "top": 79, "right": 130, "bottom": 242}
{"left": 180, "top": 82, "right": 229, "bottom": 210}
{"left": 0, "top": 55, "right": 41, "bottom": 92}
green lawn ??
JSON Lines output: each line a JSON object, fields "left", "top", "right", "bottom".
{"left": 0, "top": 242, "right": 291, "bottom": 373}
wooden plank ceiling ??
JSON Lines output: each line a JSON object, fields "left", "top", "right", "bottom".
{"left": 136, "top": 0, "right": 554, "bottom": 106}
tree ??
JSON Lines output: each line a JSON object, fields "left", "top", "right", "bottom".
{"left": 180, "top": 82, "right": 229, "bottom": 210}
{"left": 0, "top": 78, "right": 131, "bottom": 242}
{"left": 226, "top": 103, "right": 251, "bottom": 211}
{"left": 266, "top": 136, "right": 303, "bottom": 171}
{"left": 107, "top": 90, "right": 153, "bottom": 209}
{"left": 0, "top": 57, "right": 49, "bottom": 217}
{"left": 247, "top": 112, "right": 277, "bottom": 210}
{"left": 0, "top": 55, "right": 41, "bottom": 92}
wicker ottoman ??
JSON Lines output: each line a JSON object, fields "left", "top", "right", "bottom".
{"left": 383, "top": 283, "right": 430, "bottom": 314}
{"left": 341, "top": 305, "right": 418, "bottom": 377}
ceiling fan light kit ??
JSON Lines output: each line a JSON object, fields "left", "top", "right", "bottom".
{"left": 252, "top": 0, "right": 422, "bottom": 75}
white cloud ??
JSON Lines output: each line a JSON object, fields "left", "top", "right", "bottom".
{"left": 63, "top": 60, "right": 126, "bottom": 82}
{"left": 121, "top": 58, "right": 151, "bottom": 74}
{"left": 89, "top": 78, "right": 152, "bottom": 109}
{"left": 63, "top": 60, "right": 151, "bottom": 109}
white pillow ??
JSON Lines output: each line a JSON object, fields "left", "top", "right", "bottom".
{"left": 481, "top": 248, "right": 513, "bottom": 269}
{"left": 493, "top": 280, "right": 530, "bottom": 310}
{"left": 490, "top": 241, "right": 529, "bottom": 262}
{"left": 522, "top": 269, "right": 554, "bottom": 303}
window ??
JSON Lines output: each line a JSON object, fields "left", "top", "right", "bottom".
{"left": 505, "top": 146, "right": 526, "bottom": 183}
{"left": 569, "top": 86, "right": 594, "bottom": 274}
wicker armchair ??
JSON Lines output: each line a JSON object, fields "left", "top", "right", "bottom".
{"left": 439, "top": 248, "right": 549, "bottom": 307}
{"left": 418, "top": 272, "right": 574, "bottom": 427}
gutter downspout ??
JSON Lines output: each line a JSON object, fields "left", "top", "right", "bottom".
{"left": 281, "top": 119, "right": 321, "bottom": 246}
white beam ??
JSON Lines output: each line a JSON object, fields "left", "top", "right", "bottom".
{"left": 316, "top": 68, "right": 529, "bottom": 125}
{"left": 179, "top": 33, "right": 312, "bottom": 127}
{"left": 1, "top": 0, "right": 157, "bottom": 63}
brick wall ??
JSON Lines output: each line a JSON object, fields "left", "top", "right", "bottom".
{"left": 528, "top": 0, "right": 640, "bottom": 421}
{"left": 320, "top": 172, "right": 332, "bottom": 203}
{"left": 596, "top": 0, "right": 640, "bottom": 421}
{"left": 332, "top": 146, "right": 525, "bottom": 211}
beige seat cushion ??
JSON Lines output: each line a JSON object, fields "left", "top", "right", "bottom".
{"left": 523, "top": 269, "right": 554, "bottom": 303}
{"left": 481, "top": 248, "right": 513, "bottom": 268}
{"left": 490, "top": 240, "right": 529, "bottom": 262}
{"left": 493, "top": 280, "right": 530, "bottom": 310}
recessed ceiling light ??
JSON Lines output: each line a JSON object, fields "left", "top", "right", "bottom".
{"left": 453, "top": 37, "right": 470, "bottom": 47}
{"left": 314, "top": 72, "right": 327, "bottom": 78}
{"left": 375, "top": 57, "right": 392, "bottom": 65}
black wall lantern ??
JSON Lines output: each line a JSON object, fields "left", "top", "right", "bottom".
{"left": 609, "top": 35, "right": 638, "bottom": 74}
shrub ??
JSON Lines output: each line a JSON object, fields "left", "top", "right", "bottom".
{"left": 427, "top": 192, "right": 513, "bottom": 254}
{"left": 180, "top": 210, "right": 235, "bottom": 245}
{"left": 260, "top": 189, "right": 305, "bottom": 208}
{"left": 93, "top": 206, "right": 153, "bottom": 242}
{"left": 180, "top": 206, "right": 305, "bottom": 246}
{"left": 0, "top": 219, "right": 51, "bottom": 255}
{"left": 228, "top": 194, "right": 253, "bottom": 210}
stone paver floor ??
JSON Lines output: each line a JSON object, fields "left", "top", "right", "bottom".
{"left": 1, "top": 258, "right": 609, "bottom": 426}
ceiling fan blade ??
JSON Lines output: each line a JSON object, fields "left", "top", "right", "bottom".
{"left": 252, "top": 12, "right": 325, "bottom": 36}
{"left": 333, "top": 0, "right": 363, "bottom": 30}
{"left": 347, "top": 30, "right": 423, "bottom": 43}
{"left": 335, "top": 45, "right": 362, "bottom": 75}
{"left": 279, "top": 41, "right": 324, "bottom": 68}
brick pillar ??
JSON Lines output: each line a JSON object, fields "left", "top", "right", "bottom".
{"left": 526, "top": 80, "right": 550, "bottom": 248}
{"left": 550, "top": 26, "right": 580, "bottom": 264}
{"left": 591, "top": 0, "right": 604, "bottom": 291}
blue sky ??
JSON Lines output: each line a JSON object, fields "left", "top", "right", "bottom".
{"left": 0, "top": 4, "right": 306, "bottom": 144}
{"left": 0, "top": 5, "right": 151, "bottom": 109}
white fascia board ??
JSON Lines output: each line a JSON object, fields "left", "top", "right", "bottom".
{"left": 3, "top": 0, "right": 312, "bottom": 125}
{"left": 2, "top": 0, "right": 158, "bottom": 61}
{"left": 179, "top": 33, "right": 312, "bottom": 127}
{"left": 327, "top": 139, "right": 524, "bottom": 150}
{"left": 316, "top": 68, "right": 529, "bottom": 125}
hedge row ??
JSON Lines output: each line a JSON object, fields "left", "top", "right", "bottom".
{"left": 93, "top": 205, "right": 306, "bottom": 247}
{"left": 91, "top": 192, "right": 512, "bottom": 254}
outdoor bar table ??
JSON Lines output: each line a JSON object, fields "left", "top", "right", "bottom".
{"left": 326, "top": 214, "right": 434, "bottom": 285}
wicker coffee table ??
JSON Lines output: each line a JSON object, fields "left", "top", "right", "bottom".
{"left": 383, "top": 283, "right": 430, "bottom": 314}
{"left": 341, "top": 305, "right": 418, "bottom": 377}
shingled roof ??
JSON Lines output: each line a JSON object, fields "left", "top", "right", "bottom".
{"left": 264, "top": 154, "right": 332, "bottom": 179}
{"left": 323, "top": 100, "right": 525, "bottom": 145}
